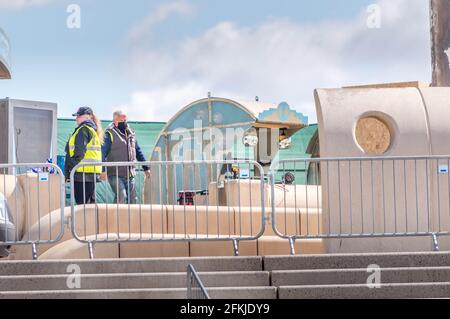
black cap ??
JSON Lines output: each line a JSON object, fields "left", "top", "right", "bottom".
{"left": 72, "top": 107, "right": 93, "bottom": 117}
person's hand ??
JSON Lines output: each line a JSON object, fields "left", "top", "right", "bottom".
{"left": 144, "top": 170, "right": 151, "bottom": 179}
{"left": 100, "top": 172, "right": 107, "bottom": 181}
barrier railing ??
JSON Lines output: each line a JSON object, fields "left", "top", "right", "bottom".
{"left": 70, "top": 160, "right": 266, "bottom": 258}
{"left": 0, "top": 163, "right": 65, "bottom": 259}
{"left": 270, "top": 156, "right": 450, "bottom": 254}
{"left": 187, "top": 264, "right": 210, "bottom": 299}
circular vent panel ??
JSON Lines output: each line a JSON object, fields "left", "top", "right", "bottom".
{"left": 355, "top": 116, "right": 392, "bottom": 155}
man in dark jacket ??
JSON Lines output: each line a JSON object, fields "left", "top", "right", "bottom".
{"left": 101, "top": 110, "right": 150, "bottom": 204}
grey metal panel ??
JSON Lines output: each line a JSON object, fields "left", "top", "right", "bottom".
{"left": 0, "top": 98, "right": 58, "bottom": 165}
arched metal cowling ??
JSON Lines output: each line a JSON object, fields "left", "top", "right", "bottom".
{"left": 0, "top": 28, "right": 11, "bottom": 80}
{"left": 150, "top": 96, "right": 308, "bottom": 162}
{"left": 147, "top": 96, "right": 308, "bottom": 205}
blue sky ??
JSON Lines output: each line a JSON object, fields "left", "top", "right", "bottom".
{"left": 0, "top": 0, "right": 431, "bottom": 122}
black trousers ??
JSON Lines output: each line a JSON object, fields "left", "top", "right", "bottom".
{"left": 74, "top": 181, "right": 96, "bottom": 205}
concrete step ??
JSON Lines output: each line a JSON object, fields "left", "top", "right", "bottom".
{"left": 272, "top": 267, "right": 450, "bottom": 286}
{"left": 278, "top": 282, "right": 450, "bottom": 299}
{"left": 0, "top": 256, "right": 262, "bottom": 276}
{"left": 0, "top": 271, "right": 270, "bottom": 291}
{"left": 0, "top": 287, "right": 277, "bottom": 299}
{"left": 264, "top": 252, "right": 450, "bottom": 271}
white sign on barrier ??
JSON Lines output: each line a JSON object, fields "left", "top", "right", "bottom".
{"left": 439, "top": 165, "right": 449, "bottom": 174}
{"left": 39, "top": 172, "right": 49, "bottom": 182}
{"left": 240, "top": 168, "right": 250, "bottom": 179}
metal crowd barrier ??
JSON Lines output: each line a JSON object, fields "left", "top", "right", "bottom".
{"left": 0, "top": 163, "right": 65, "bottom": 259}
{"left": 187, "top": 264, "right": 210, "bottom": 299}
{"left": 70, "top": 160, "right": 266, "bottom": 258}
{"left": 270, "top": 156, "right": 450, "bottom": 254}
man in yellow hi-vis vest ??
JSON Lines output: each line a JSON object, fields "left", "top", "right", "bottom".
{"left": 64, "top": 107, "right": 104, "bottom": 204}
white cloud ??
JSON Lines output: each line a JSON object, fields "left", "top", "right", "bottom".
{"left": 122, "top": 0, "right": 431, "bottom": 123}
{"left": 127, "top": 0, "right": 195, "bottom": 45}
{"left": 114, "top": 82, "right": 207, "bottom": 122}
{"left": 0, "top": 0, "right": 53, "bottom": 9}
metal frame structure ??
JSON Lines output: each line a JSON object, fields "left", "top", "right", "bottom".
{"left": 270, "top": 155, "right": 450, "bottom": 255}
{"left": 187, "top": 264, "right": 210, "bottom": 299}
{"left": 70, "top": 160, "right": 266, "bottom": 259}
{"left": 0, "top": 163, "right": 65, "bottom": 259}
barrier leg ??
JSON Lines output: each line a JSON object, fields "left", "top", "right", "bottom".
{"left": 289, "top": 237, "right": 296, "bottom": 255}
{"left": 432, "top": 233, "right": 440, "bottom": 252}
{"left": 31, "top": 243, "right": 38, "bottom": 260}
{"left": 88, "top": 242, "right": 95, "bottom": 259}
{"left": 232, "top": 239, "right": 239, "bottom": 257}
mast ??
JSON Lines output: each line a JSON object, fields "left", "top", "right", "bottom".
{"left": 430, "top": 0, "right": 450, "bottom": 86}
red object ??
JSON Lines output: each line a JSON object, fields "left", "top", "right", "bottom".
{"left": 178, "top": 191, "right": 195, "bottom": 206}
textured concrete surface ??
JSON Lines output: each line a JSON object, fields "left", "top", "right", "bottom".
{"left": 0, "top": 271, "right": 270, "bottom": 291}
{"left": 0, "top": 287, "right": 277, "bottom": 299}
{"left": 272, "top": 267, "right": 450, "bottom": 286}
{"left": 264, "top": 252, "right": 450, "bottom": 271}
{"left": 278, "top": 282, "right": 450, "bottom": 299}
{"left": 3, "top": 253, "right": 450, "bottom": 299}
{"left": 0, "top": 256, "right": 263, "bottom": 275}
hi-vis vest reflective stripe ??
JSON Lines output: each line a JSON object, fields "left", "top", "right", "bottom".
{"left": 69, "top": 125, "right": 102, "bottom": 174}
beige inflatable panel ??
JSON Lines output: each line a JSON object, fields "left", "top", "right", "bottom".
{"left": 208, "top": 180, "right": 265, "bottom": 208}
{"left": 418, "top": 87, "right": 450, "bottom": 240}
{"left": 257, "top": 237, "right": 325, "bottom": 255}
{"left": 189, "top": 240, "right": 257, "bottom": 257}
{"left": 72, "top": 204, "right": 168, "bottom": 239}
{"left": 208, "top": 180, "right": 321, "bottom": 210}
{"left": 235, "top": 207, "right": 322, "bottom": 237}
{"left": 167, "top": 205, "right": 235, "bottom": 236}
{"left": 11, "top": 203, "right": 326, "bottom": 259}
{"left": 272, "top": 185, "right": 322, "bottom": 209}
{"left": 39, "top": 234, "right": 120, "bottom": 260}
{"left": 12, "top": 205, "right": 168, "bottom": 259}
{"left": 12, "top": 206, "right": 104, "bottom": 260}
{"left": 17, "top": 174, "right": 62, "bottom": 231}
{"left": 315, "top": 87, "right": 450, "bottom": 253}
{"left": 232, "top": 207, "right": 267, "bottom": 237}
{"left": 11, "top": 209, "right": 67, "bottom": 260}
{"left": 315, "top": 88, "right": 431, "bottom": 157}
{"left": 119, "top": 241, "right": 189, "bottom": 258}
{"left": 0, "top": 175, "right": 25, "bottom": 238}
{"left": 421, "top": 87, "right": 450, "bottom": 155}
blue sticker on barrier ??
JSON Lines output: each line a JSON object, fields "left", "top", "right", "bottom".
{"left": 439, "top": 165, "right": 449, "bottom": 174}
{"left": 38, "top": 172, "right": 49, "bottom": 182}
